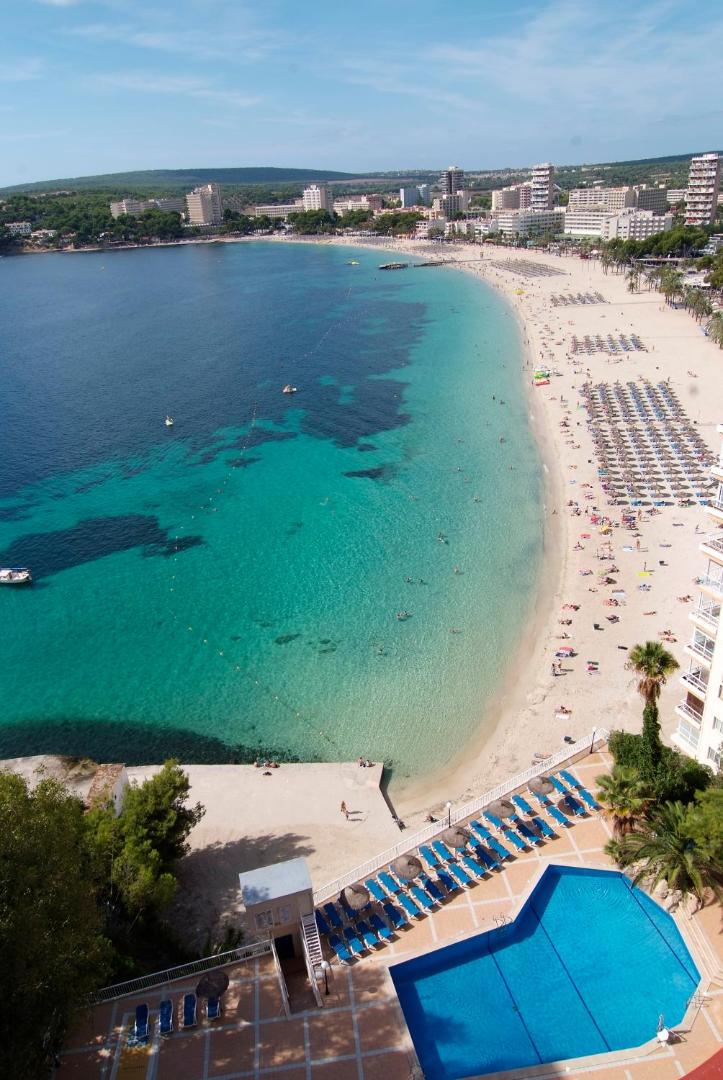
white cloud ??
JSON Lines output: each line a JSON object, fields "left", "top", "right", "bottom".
{"left": 0, "top": 59, "right": 44, "bottom": 83}
{"left": 70, "top": 17, "right": 285, "bottom": 63}
{"left": 93, "top": 71, "right": 260, "bottom": 109}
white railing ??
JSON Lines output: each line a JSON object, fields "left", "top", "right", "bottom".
{"left": 701, "top": 534, "right": 723, "bottom": 555}
{"left": 699, "top": 574, "right": 723, "bottom": 595}
{"left": 690, "top": 605, "right": 720, "bottom": 631}
{"left": 676, "top": 701, "right": 704, "bottom": 725}
{"left": 313, "top": 728, "right": 609, "bottom": 905}
{"left": 269, "top": 937, "right": 291, "bottom": 1018}
{"left": 687, "top": 640, "right": 715, "bottom": 664}
{"left": 91, "top": 941, "right": 273, "bottom": 1003}
{"left": 300, "top": 917, "right": 324, "bottom": 1008}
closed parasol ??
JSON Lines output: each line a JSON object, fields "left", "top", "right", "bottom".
{"left": 196, "top": 970, "right": 230, "bottom": 998}
{"left": 392, "top": 854, "right": 422, "bottom": 881}
{"left": 342, "top": 883, "right": 371, "bottom": 911}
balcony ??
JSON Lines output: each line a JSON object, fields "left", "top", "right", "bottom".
{"left": 699, "top": 573, "right": 723, "bottom": 599}
{"left": 700, "top": 532, "right": 723, "bottom": 559}
{"left": 680, "top": 668, "right": 709, "bottom": 698}
{"left": 707, "top": 498, "right": 723, "bottom": 525}
{"left": 712, "top": 459, "right": 723, "bottom": 483}
{"left": 685, "top": 636, "right": 716, "bottom": 667}
{"left": 675, "top": 701, "right": 704, "bottom": 725}
{"left": 690, "top": 602, "right": 721, "bottom": 632}
{"left": 672, "top": 724, "right": 701, "bottom": 755}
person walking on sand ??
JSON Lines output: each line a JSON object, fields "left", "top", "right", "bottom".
{"left": 341, "top": 801, "right": 348, "bottom": 820}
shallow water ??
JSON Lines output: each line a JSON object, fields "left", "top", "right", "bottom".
{"left": 0, "top": 241, "right": 542, "bottom": 778}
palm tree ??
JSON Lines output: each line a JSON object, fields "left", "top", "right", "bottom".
{"left": 626, "top": 267, "right": 641, "bottom": 293}
{"left": 626, "top": 641, "right": 679, "bottom": 706}
{"left": 708, "top": 311, "right": 723, "bottom": 349}
{"left": 616, "top": 801, "right": 723, "bottom": 904}
{"left": 596, "top": 765, "right": 650, "bottom": 837}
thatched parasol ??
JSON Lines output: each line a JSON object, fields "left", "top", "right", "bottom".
{"left": 441, "top": 827, "right": 469, "bottom": 849}
{"left": 488, "top": 799, "right": 516, "bottom": 819}
{"left": 342, "top": 883, "right": 370, "bottom": 911}
{"left": 196, "top": 970, "right": 230, "bottom": 998}
{"left": 529, "top": 776, "right": 554, "bottom": 795}
{"left": 392, "top": 854, "right": 422, "bottom": 881}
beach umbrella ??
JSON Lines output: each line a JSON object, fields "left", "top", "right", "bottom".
{"left": 529, "top": 776, "right": 554, "bottom": 796}
{"left": 342, "top": 883, "right": 370, "bottom": 910}
{"left": 488, "top": 799, "right": 516, "bottom": 819}
{"left": 441, "top": 827, "right": 469, "bottom": 849}
{"left": 196, "top": 970, "right": 230, "bottom": 998}
{"left": 392, "top": 855, "right": 422, "bottom": 881}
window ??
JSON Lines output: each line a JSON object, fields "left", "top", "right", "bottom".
{"left": 277, "top": 905, "right": 292, "bottom": 925}
{"left": 255, "top": 910, "right": 274, "bottom": 930}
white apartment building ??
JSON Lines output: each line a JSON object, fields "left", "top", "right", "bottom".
{"left": 399, "top": 186, "right": 420, "bottom": 208}
{"left": 567, "top": 186, "right": 636, "bottom": 212}
{"left": 667, "top": 189, "right": 687, "bottom": 205}
{"left": 5, "top": 220, "right": 32, "bottom": 235}
{"left": 416, "top": 184, "right": 432, "bottom": 206}
{"left": 186, "top": 183, "right": 223, "bottom": 226}
{"left": 531, "top": 163, "right": 554, "bottom": 210}
{"left": 496, "top": 208, "right": 564, "bottom": 237}
{"left": 301, "top": 184, "right": 331, "bottom": 212}
{"left": 110, "top": 198, "right": 153, "bottom": 219}
{"left": 602, "top": 209, "right": 672, "bottom": 240}
{"left": 564, "top": 208, "right": 609, "bottom": 237}
{"left": 672, "top": 425, "right": 723, "bottom": 773}
{"left": 685, "top": 153, "right": 721, "bottom": 226}
{"left": 253, "top": 202, "right": 302, "bottom": 220}
{"left": 492, "top": 186, "right": 521, "bottom": 211}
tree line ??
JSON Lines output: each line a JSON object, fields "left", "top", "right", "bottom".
{"left": 0, "top": 761, "right": 205, "bottom": 1077}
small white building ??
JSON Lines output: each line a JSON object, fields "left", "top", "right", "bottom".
{"left": 6, "top": 221, "right": 32, "bottom": 236}
{"left": 238, "top": 857, "right": 315, "bottom": 962}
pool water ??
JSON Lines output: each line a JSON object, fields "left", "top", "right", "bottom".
{"left": 391, "top": 865, "right": 699, "bottom": 1078}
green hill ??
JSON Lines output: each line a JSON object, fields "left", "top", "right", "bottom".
{"left": 0, "top": 166, "right": 362, "bottom": 196}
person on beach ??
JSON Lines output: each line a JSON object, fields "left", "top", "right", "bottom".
{"left": 341, "top": 801, "right": 349, "bottom": 820}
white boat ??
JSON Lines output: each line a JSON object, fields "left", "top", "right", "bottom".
{"left": 165, "top": 416, "right": 174, "bottom": 427}
{"left": 282, "top": 385, "right": 298, "bottom": 394}
{"left": 0, "top": 567, "right": 32, "bottom": 585}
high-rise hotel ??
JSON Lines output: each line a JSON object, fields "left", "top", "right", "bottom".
{"left": 685, "top": 152, "right": 721, "bottom": 226}
{"left": 531, "top": 163, "right": 554, "bottom": 210}
{"left": 673, "top": 424, "right": 723, "bottom": 772}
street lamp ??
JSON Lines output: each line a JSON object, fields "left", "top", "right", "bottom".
{"left": 446, "top": 801, "right": 452, "bottom": 827}
{"left": 320, "top": 960, "right": 331, "bottom": 996}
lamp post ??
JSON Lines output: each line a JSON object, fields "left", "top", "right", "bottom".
{"left": 446, "top": 800, "right": 452, "bottom": 827}
{"left": 320, "top": 960, "right": 331, "bottom": 996}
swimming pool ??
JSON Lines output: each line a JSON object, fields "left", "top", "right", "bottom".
{"left": 391, "top": 865, "right": 699, "bottom": 1078}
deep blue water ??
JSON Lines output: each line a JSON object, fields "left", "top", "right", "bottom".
{"left": 391, "top": 865, "right": 699, "bottom": 1077}
{"left": 0, "top": 241, "right": 542, "bottom": 777}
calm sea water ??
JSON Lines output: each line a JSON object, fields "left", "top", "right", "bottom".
{"left": 0, "top": 241, "right": 542, "bottom": 779}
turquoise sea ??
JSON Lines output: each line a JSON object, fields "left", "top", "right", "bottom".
{"left": 0, "top": 241, "right": 542, "bottom": 780}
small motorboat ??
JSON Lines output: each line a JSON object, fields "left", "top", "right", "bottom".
{"left": 165, "top": 416, "right": 174, "bottom": 427}
{"left": 282, "top": 385, "right": 298, "bottom": 394}
{"left": 0, "top": 567, "right": 32, "bottom": 585}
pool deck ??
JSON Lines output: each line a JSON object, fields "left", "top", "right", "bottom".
{"left": 62, "top": 749, "right": 723, "bottom": 1079}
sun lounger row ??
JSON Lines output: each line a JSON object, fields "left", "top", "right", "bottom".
{"left": 132, "top": 992, "right": 221, "bottom": 1041}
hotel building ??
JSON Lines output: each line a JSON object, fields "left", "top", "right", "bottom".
{"left": 253, "top": 202, "right": 302, "bottom": 220}
{"left": 399, "top": 186, "right": 420, "bottom": 208}
{"left": 672, "top": 424, "right": 723, "bottom": 773}
{"left": 442, "top": 166, "right": 464, "bottom": 195}
{"left": 635, "top": 185, "right": 669, "bottom": 213}
{"left": 567, "top": 186, "right": 636, "bottom": 212}
{"left": 496, "top": 207, "right": 564, "bottom": 237}
{"left": 302, "top": 184, "right": 332, "bottom": 212}
{"left": 685, "top": 153, "right": 721, "bottom": 226}
{"left": 531, "top": 163, "right": 554, "bottom": 210}
{"left": 564, "top": 208, "right": 672, "bottom": 240}
{"left": 492, "top": 186, "right": 522, "bottom": 211}
{"left": 186, "top": 183, "right": 223, "bottom": 226}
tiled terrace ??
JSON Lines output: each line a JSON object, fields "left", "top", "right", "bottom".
{"left": 63, "top": 749, "right": 723, "bottom": 1079}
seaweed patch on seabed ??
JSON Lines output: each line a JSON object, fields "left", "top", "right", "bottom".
{"left": 274, "top": 633, "right": 300, "bottom": 645}
{"left": 227, "top": 456, "right": 261, "bottom": 469}
{"left": 343, "top": 466, "right": 392, "bottom": 481}
{"left": 0, "top": 514, "right": 203, "bottom": 581}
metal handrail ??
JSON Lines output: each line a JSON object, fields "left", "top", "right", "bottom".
{"left": 269, "top": 937, "right": 291, "bottom": 1019}
{"left": 690, "top": 604, "right": 720, "bottom": 631}
{"left": 701, "top": 534, "right": 723, "bottom": 555}
{"left": 687, "top": 640, "right": 715, "bottom": 663}
{"left": 313, "top": 728, "right": 609, "bottom": 905}
{"left": 676, "top": 701, "right": 704, "bottom": 724}
{"left": 91, "top": 940, "right": 273, "bottom": 1003}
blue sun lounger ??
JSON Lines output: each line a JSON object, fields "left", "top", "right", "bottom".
{"left": 419, "top": 844, "right": 440, "bottom": 870}
{"left": 446, "top": 862, "right": 473, "bottom": 888}
{"left": 420, "top": 874, "right": 445, "bottom": 904}
{"left": 383, "top": 902, "right": 408, "bottom": 930}
{"left": 461, "top": 854, "right": 487, "bottom": 879}
{"left": 365, "top": 878, "right": 387, "bottom": 903}
{"left": 159, "top": 999, "right": 173, "bottom": 1037}
{"left": 483, "top": 811, "right": 504, "bottom": 830}
{"left": 549, "top": 775, "right": 568, "bottom": 796}
{"left": 134, "top": 1004, "right": 149, "bottom": 1041}
{"left": 315, "top": 910, "right": 330, "bottom": 936}
{"left": 559, "top": 769, "right": 580, "bottom": 789}
{"left": 343, "top": 927, "right": 365, "bottom": 955}
{"left": 577, "top": 787, "right": 600, "bottom": 811}
{"left": 323, "top": 902, "right": 343, "bottom": 929}
{"left": 370, "top": 913, "right": 393, "bottom": 941}
{"left": 379, "top": 871, "right": 402, "bottom": 894}
{"left": 409, "top": 884, "right": 437, "bottom": 911}
{"left": 207, "top": 997, "right": 221, "bottom": 1021}
{"left": 530, "top": 790, "right": 570, "bottom": 828}
{"left": 469, "top": 840, "right": 499, "bottom": 871}
{"left": 436, "top": 868, "right": 459, "bottom": 894}
{"left": 356, "top": 920, "right": 379, "bottom": 949}
{"left": 512, "top": 817, "right": 541, "bottom": 846}
{"left": 328, "top": 934, "right": 352, "bottom": 963}
{"left": 398, "top": 892, "right": 424, "bottom": 919}
{"left": 559, "top": 773, "right": 599, "bottom": 809}
{"left": 563, "top": 793, "right": 586, "bottom": 817}
{"left": 502, "top": 827, "right": 527, "bottom": 852}
{"left": 432, "top": 840, "right": 455, "bottom": 862}
{"left": 487, "top": 836, "right": 511, "bottom": 861}
{"left": 469, "top": 819, "right": 493, "bottom": 842}
{"left": 511, "top": 794, "right": 534, "bottom": 816}
{"left": 183, "top": 993, "right": 197, "bottom": 1029}
{"left": 531, "top": 814, "right": 554, "bottom": 839}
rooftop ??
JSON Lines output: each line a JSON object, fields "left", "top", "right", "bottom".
{"left": 238, "top": 858, "right": 312, "bottom": 907}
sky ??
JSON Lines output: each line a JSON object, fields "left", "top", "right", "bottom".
{"left": 1, "top": 0, "right": 722, "bottom": 187}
